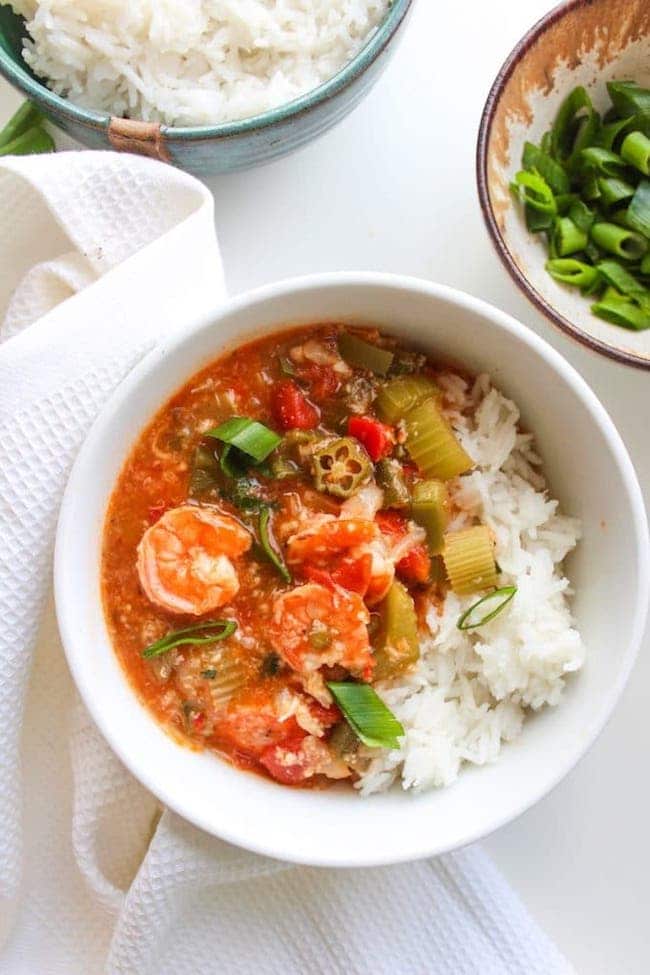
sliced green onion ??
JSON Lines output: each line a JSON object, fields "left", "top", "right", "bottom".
{"left": 626, "top": 180, "right": 650, "bottom": 239}
{"left": 592, "top": 290, "right": 650, "bottom": 331}
{"left": 597, "top": 177, "right": 635, "bottom": 206}
{"left": 598, "top": 116, "right": 634, "bottom": 151}
{"left": 596, "top": 260, "right": 650, "bottom": 309}
{"left": 607, "top": 81, "right": 650, "bottom": 118}
{"left": 591, "top": 222, "right": 648, "bottom": 260}
{"left": 326, "top": 681, "right": 404, "bottom": 750}
{"left": 0, "top": 100, "right": 42, "bottom": 148}
{"left": 457, "top": 586, "right": 517, "bottom": 630}
{"left": 579, "top": 146, "right": 627, "bottom": 178}
{"left": 258, "top": 506, "right": 291, "bottom": 583}
{"left": 546, "top": 258, "right": 600, "bottom": 289}
{"left": 510, "top": 170, "right": 556, "bottom": 215}
{"left": 142, "top": 620, "right": 237, "bottom": 659}
{"left": 568, "top": 199, "right": 595, "bottom": 233}
{"left": 206, "top": 417, "right": 281, "bottom": 464}
{"left": 641, "top": 253, "right": 650, "bottom": 276}
{"left": 522, "top": 141, "right": 569, "bottom": 193}
{"left": 553, "top": 216, "right": 588, "bottom": 256}
{"left": 0, "top": 124, "right": 54, "bottom": 157}
{"left": 338, "top": 331, "right": 394, "bottom": 375}
{"left": 550, "top": 86, "right": 593, "bottom": 163}
{"left": 525, "top": 203, "right": 553, "bottom": 233}
{"left": 620, "top": 131, "right": 650, "bottom": 176}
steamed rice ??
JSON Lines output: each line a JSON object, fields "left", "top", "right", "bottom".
{"left": 9, "top": 0, "right": 390, "bottom": 126}
{"left": 356, "top": 373, "right": 584, "bottom": 796}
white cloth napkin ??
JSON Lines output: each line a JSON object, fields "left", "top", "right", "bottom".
{"left": 0, "top": 151, "right": 574, "bottom": 975}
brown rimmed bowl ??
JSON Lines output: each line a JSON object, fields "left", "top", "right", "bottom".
{"left": 477, "top": 0, "right": 650, "bottom": 370}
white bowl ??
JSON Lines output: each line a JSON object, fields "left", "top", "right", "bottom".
{"left": 54, "top": 273, "right": 649, "bottom": 867}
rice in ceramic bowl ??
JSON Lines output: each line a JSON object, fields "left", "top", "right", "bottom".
{"left": 8, "top": 0, "right": 391, "bottom": 126}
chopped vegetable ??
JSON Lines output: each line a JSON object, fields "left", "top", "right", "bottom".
{"left": 510, "top": 170, "right": 556, "bottom": 215}
{"left": 404, "top": 397, "right": 474, "bottom": 480}
{"left": 375, "top": 457, "right": 410, "bottom": 508}
{"left": 591, "top": 222, "right": 647, "bottom": 261}
{"left": 271, "top": 378, "right": 320, "bottom": 431}
{"left": 206, "top": 416, "right": 281, "bottom": 464}
{"left": 545, "top": 258, "right": 600, "bottom": 290}
{"left": 553, "top": 216, "right": 587, "bottom": 256}
{"left": 521, "top": 139, "right": 569, "bottom": 193}
{"left": 0, "top": 100, "right": 42, "bottom": 148}
{"left": 457, "top": 586, "right": 517, "bottom": 630}
{"left": 0, "top": 124, "right": 55, "bottom": 157}
{"left": 511, "top": 80, "right": 650, "bottom": 334}
{"left": 626, "top": 180, "right": 650, "bottom": 238}
{"left": 372, "top": 581, "right": 419, "bottom": 680}
{"left": 0, "top": 101, "right": 54, "bottom": 157}
{"left": 258, "top": 506, "right": 291, "bottom": 583}
{"left": 347, "top": 415, "right": 394, "bottom": 461}
{"left": 311, "top": 436, "right": 372, "bottom": 498}
{"left": 411, "top": 479, "right": 449, "bottom": 554}
{"left": 591, "top": 290, "right": 650, "bottom": 330}
{"left": 327, "top": 681, "right": 404, "bottom": 749}
{"left": 338, "top": 331, "right": 394, "bottom": 375}
{"left": 396, "top": 544, "right": 431, "bottom": 585}
{"left": 442, "top": 526, "right": 498, "bottom": 595}
{"left": 328, "top": 720, "right": 360, "bottom": 761}
{"left": 375, "top": 374, "right": 439, "bottom": 423}
{"left": 188, "top": 445, "right": 220, "bottom": 497}
{"left": 142, "top": 619, "right": 237, "bottom": 658}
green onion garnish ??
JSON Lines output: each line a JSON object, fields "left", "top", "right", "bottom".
{"left": 142, "top": 619, "right": 236, "bottom": 659}
{"left": 338, "top": 331, "right": 394, "bottom": 376}
{"left": 258, "top": 506, "right": 291, "bottom": 583}
{"left": 457, "top": 586, "right": 517, "bottom": 631}
{"left": 206, "top": 417, "right": 282, "bottom": 464}
{"left": 511, "top": 80, "right": 650, "bottom": 334}
{"left": 326, "top": 681, "right": 404, "bottom": 750}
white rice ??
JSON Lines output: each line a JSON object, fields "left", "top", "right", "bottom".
{"left": 357, "top": 373, "right": 585, "bottom": 796}
{"left": 10, "top": 0, "right": 389, "bottom": 126}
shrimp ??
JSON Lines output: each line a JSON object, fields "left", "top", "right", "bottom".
{"left": 286, "top": 510, "right": 394, "bottom": 606}
{"left": 286, "top": 517, "right": 377, "bottom": 564}
{"left": 137, "top": 504, "right": 251, "bottom": 615}
{"left": 270, "top": 582, "right": 373, "bottom": 678}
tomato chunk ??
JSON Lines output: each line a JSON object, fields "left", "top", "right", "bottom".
{"left": 259, "top": 732, "right": 335, "bottom": 785}
{"left": 272, "top": 379, "right": 320, "bottom": 431}
{"left": 396, "top": 544, "right": 432, "bottom": 584}
{"left": 347, "top": 415, "right": 394, "bottom": 462}
{"left": 376, "top": 509, "right": 408, "bottom": 537}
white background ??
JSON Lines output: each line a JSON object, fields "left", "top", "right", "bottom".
{"left": 1, "top": 0, "right": 648, "bottom": 972}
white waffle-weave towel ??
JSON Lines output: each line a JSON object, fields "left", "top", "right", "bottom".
{"left": 0, "top": 151, "right": 574, "bottom": 975}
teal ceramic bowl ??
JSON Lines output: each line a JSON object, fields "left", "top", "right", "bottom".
{"left": 0, "top": 2, "right": 412, "bottom": 176}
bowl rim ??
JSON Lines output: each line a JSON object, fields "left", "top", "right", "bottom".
{"left": 54, "top": 271, "right": 649, "bottom": 866}
{"left": 0, "top": 0, "right": 412, "bottom": 140}
{"left": 475, "top": 0, "right": 650, "bottom": 372}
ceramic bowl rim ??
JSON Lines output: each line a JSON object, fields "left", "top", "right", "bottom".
{"left": 476, "top": 0, "right": 650, "bottom": 371}
{"left": 0, "top": 0, "right": 412, "bottom": 140}
{"left": 53, "top": 271, "right": 649, "bottom": 866}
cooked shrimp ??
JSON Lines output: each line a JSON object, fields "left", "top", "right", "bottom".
{"left": 286, "top": 517, "right": 377, "bottom": 565}
{"left": 286, "top": 509, "right": 393, "bottom": 606}
{"left": 340, "top": 483, "right": 384, "bottom": 521}
{"left": 137, "top": 505, "right": 251, "bottom": 615}
{"left": 270, "top": 582, "right": 373, "bottom": 678}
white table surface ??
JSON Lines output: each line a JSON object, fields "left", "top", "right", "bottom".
{"left": 1, "top": 1, "right": 648, "bottom": 973}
